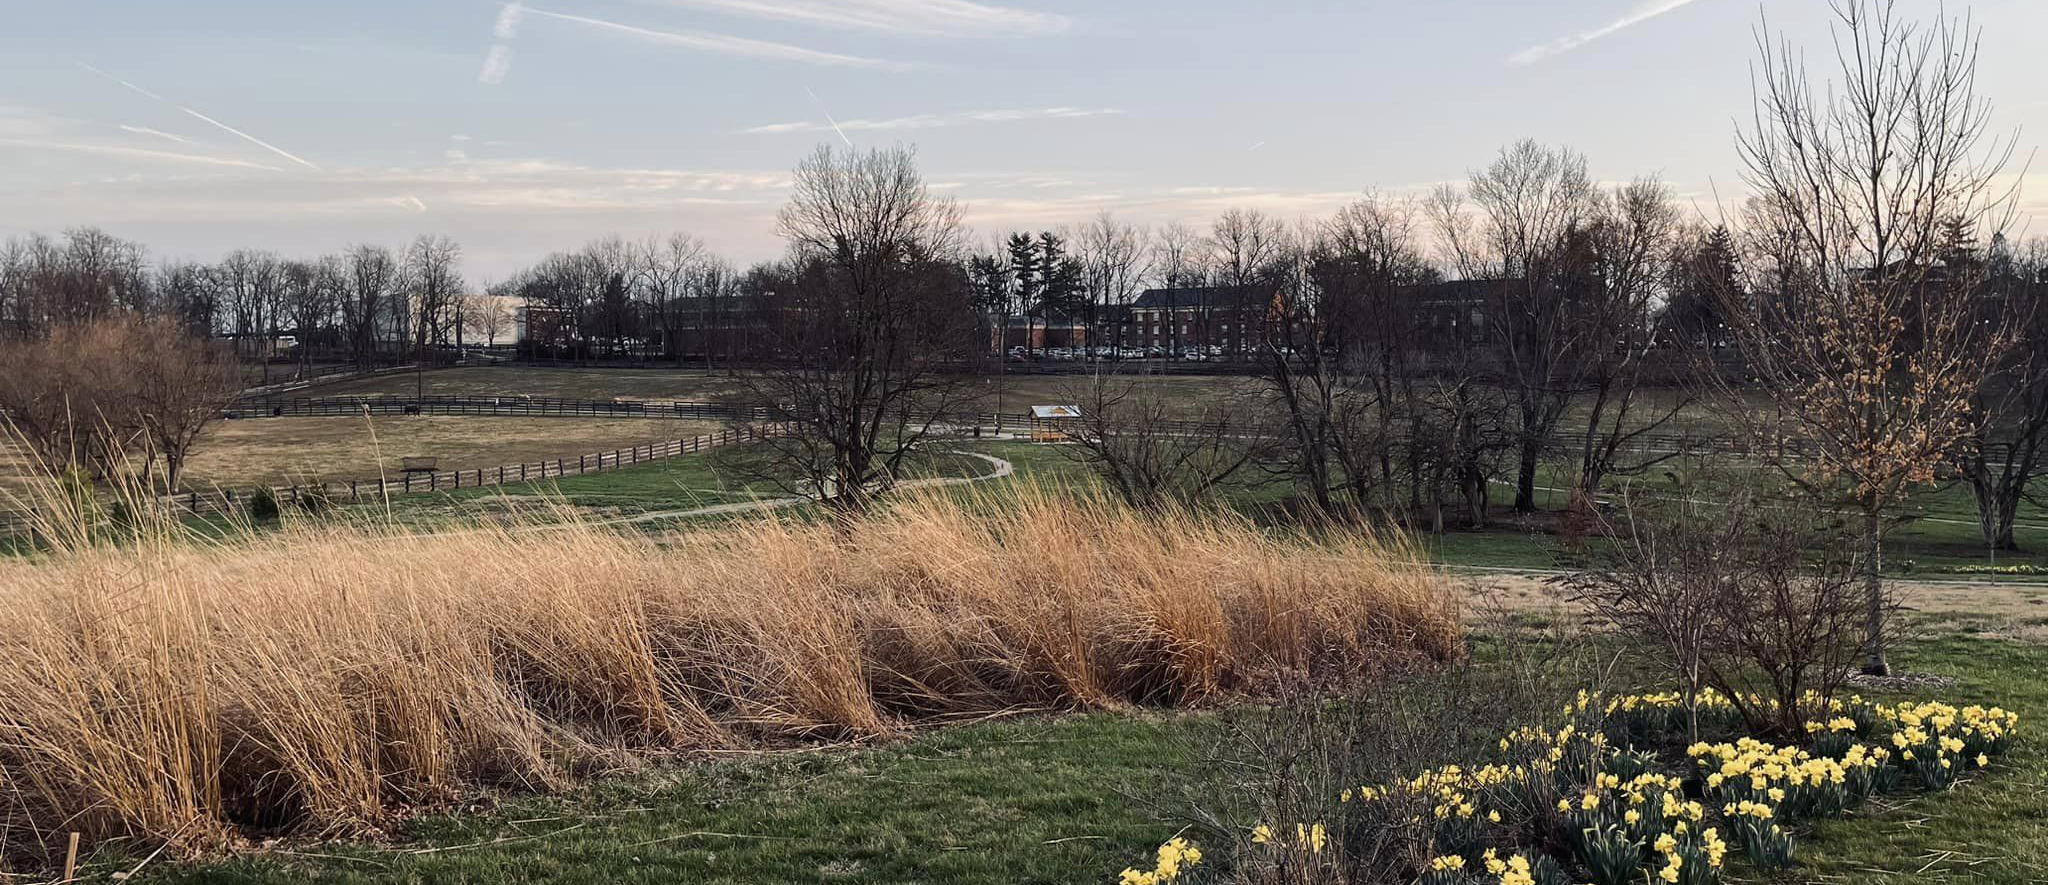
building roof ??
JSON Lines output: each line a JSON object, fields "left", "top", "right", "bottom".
{"left": 1030, "top": 405, "right": 1082, "bottom": 419}
{"left": 1132, "top": 285, "right": 1275, "bottom": 310}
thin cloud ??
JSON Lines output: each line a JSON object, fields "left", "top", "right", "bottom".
{"left": 0, "top": 105, "right": 71, "bottom": 138}
{"left": 478, "top": 45, "right": 516, "bottom": 85}
{"left": 1508, "top": 0, "right": 1707, "bottom": 66}
{"left": 635, "top": 0, "right": 1070, "bottom": 37}
{"left": 479, "top": 2, "right": 524, "bottom": 85}
{"left": 0, "top": 137, "right": 284, "bottom": 171}
{"left": 738, "top": 106, "right": 1120, "bottom": 134}
{"left": 120, "top": 125, "right": 194, "bottom": 145}
{"left": 528, "top": 8, "right": 914, "bottom": 70}
{"left": 77, "top": 62, "right": 322, "bottom": 170}
{"left": 495, "top": 1, "right": 526, "bottom": 39}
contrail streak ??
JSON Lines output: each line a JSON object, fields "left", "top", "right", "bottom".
{"left": 0, "top": 137, "right": 283, "bottom": 171}
{"left": 120, "top": 125, "right": 193, "bottom": 145}
{"left": 174, "top": 106, "right": 321, "bottom": 170}
{"left": 77, "top": 61, "right": 322, "bottom": 171}
{"left": 1507, "top": 0, "right": 1708, "bottom": 66}
{"left": 804, "top": 86, "right": 853, "bottom": 147}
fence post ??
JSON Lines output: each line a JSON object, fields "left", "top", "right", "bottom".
{"left": 404, "top": 473, "right": 412, "bottom": 493}
{"left": 580, "top": 454, "right": 586, "bottom": 472}
{"left": 498, "top": 466, "right": 504, "bottom": 485}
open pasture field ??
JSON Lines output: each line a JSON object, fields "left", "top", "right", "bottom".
{"left": 313, "top": 367, "right": 754, "bottom": 401}
{"left": 182, "top": 415, "right": 722, "bottom": 487}
{"left": 311, "top": 366, "right": 1272, "bottom": 414}
{"left": 0, "top": 416, "right": 723, "bottom": 496}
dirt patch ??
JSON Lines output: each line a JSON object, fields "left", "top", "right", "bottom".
{"left": 1449, "top": 568, "right": 2048, "bottom": 643}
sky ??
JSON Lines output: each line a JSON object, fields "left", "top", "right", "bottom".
{"left": 4, "top": 0, "right": 2047, "bottom": 280}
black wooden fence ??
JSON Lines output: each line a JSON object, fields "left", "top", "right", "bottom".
{"left": 0, "top": 424, "right": 791, "bottom": 537}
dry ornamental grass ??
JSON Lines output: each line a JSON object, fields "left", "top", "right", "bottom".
{"left": 0, "top": 484, "right": 1460, "bottom": 871}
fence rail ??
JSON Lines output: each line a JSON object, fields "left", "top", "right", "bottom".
{"left": 230, "top": 395, "right": 761, "bottom": 421}
{"left": 0, "top": 424, "right": 791, "bottom": 538}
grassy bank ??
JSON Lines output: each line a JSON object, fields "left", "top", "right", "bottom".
{"left": 0, "top": 487, "right": 1456, "bottom": 874}
{"left": 133, "top": 637, "right": 2047, "bottom": 885}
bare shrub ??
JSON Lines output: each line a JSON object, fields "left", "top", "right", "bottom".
{"left": 1165, "top": 608, "right": 1597, "bottom": 885}
{"left": 1057, "top": 373, "right": 1268, "bottom": 509}
{"left": 1564, "top": 482, "right": 1870, "bottom": 738}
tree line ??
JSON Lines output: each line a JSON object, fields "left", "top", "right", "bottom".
{"left": 0, "top": 232, "right": 505, "bottom": 379}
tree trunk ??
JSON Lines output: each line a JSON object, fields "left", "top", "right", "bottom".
{"left": 1514, "top": 436, "right": 1541, "bottom": 512}
{"left": 1861, "top": 506, "right": 1889, "bottom": 676}
{"left": 1969, "top": 470, "right": 2025, "bottom": 552}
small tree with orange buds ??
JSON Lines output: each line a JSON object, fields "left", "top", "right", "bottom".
{"left": 1724, "top": 0, "right": 2023, "bottom": 674}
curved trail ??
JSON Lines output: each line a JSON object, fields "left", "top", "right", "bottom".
{"left": 588, "top": 450, "right": 1015, "bottom": 527}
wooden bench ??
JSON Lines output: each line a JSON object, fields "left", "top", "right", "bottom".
{"left": 399, "top": 457, "right": 438, "bottom": 474}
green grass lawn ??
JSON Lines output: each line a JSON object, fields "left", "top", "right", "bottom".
{"left": 178, "top": 433, "right": 2048, "bottom": 579}
{"left": 140, "top": 636, "right": 2048, "bottom": 885}
{"left": 153, "top": 713, "right": 1224, "bottom": 885}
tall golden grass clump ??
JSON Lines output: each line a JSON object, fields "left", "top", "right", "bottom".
{"left": 0, "top": 482, "right": 1459, "bottom": 868}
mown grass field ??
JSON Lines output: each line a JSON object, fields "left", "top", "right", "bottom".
{"left": 1, "top": 415, "right": 721, "bottom": 495}
{"left": 137, "top": 635, "right": 2048, "bottom": 885}
{"left": 297, "top": 429, "right": 2048, "bottom": 579}
{"left": 309, "top": 366, "right": 1272, "bottom": 416}
{"left": 183, "top": 416, "right": 722, "bottom": 488}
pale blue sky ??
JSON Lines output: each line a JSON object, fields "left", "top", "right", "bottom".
{"left": 3, "top": 0, "right": 2044, "bottom": 277}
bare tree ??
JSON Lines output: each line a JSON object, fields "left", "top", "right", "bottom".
{"left": 400, "top": 235, "right": 464, "bottom": 397}
{"left": 1074, "top": 213, "right": 1151, "bottom": 352}
{"left": 727, "top": 145, "right": 980, "bottom": 515}
{"left": 461, "top": 293, "right": 515, "bottom": 349}
{"left": 1430, "top": 140, "right": 1604, "bottom": 513}
{"left": 635, "top": 232, "right": 709, "bottom": 364}
{"left": 341, "top": 245, "right": 398, "bottom": 369}
{"left": 1570, "top": 179, "right": 1691, "bottom": 493}
{"left": 1725, "top": 0, "right": 2022, "bottom": 674}
{"left": 0, "top": 314, "right": 236, "bottom": 489}
{"left": 1058, "top": 373, "right": 1265, "bottom": 510}
{"left": 128, "top": 316, "right": 242, "bottom": 490}
{"left": 1258, "top": 198, "right": 1436, "bottom": 514}
{"left": 1960, "top": 239, "right": 2048, "bottom": 552}
{"left": 1207, "top": 208, "right": 1288, "bottom": 360}
{"left": 281, "top": 258, "right": 339, "bottom": 375}
{"left": 1149, "top": 222, "right": 1210, "bottom": 359}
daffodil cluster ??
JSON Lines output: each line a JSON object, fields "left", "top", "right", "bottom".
{"left": 1249, "top": 822, "right": 1328, "bottom": 854}
{"left": 1875, "top": 701, "right": 2017, "bottom": 791}
{"left": 1117, "top": 836, "right": 1202, "bottom": 885}
{"left": 1115, "top": 689, "right": 2020, "bottom": 885}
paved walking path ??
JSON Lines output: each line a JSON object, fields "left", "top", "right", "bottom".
{"left": 589, "top": 450, "right": 1016, "bottom": 527}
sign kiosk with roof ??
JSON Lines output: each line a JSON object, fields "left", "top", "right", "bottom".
{"left": 1028, "top": 405, "right": 1082, "bottom": 442}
